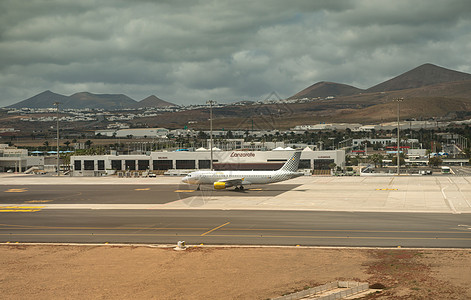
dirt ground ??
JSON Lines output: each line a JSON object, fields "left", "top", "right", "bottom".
{"left": 0, "top": 245, "right": 469, "bottom": 300}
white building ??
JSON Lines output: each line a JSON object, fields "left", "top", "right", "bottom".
{"left": 70, "top": 149, "right": 345, "bottom": 176}
{"left": 95, "top": 128, "right": 169, "bottom": 138}
{"left": 352, "top": 138, "right": 419, "bottom": 147}
{"left": 0, "top": 144, "right": 44, "bottom": 172}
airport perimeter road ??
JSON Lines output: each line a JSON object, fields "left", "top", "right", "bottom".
{"left": 1, "top": 210, "right": 470, "bottom": 248}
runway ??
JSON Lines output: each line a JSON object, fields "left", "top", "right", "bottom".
{"left": 1, "top": 176, "right": 470, "bottom": 247}
{"left": 1, "top": 210, "right": 470, "bottom": 248}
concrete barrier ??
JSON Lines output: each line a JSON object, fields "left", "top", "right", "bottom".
{"left": 272, "top": 281, "right": 369, "bottom": 300}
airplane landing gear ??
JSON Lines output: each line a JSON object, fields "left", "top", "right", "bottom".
{"left": 196, "top": 185, "right": 200, "bottom": 191}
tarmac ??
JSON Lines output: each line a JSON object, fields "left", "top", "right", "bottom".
{"left": 1, "top": 173, "right": 470, "bottom": 214}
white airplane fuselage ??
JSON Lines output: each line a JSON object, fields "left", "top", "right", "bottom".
{"left": 182, "top": 170, "right": 303, "bottom": 186}
{"left": 181, "top": 151, "right": 303, "bottom": 190}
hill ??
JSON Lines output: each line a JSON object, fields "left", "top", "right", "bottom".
{"left": 330, "top": 97, "right": 471, "bottom": 123}
{"left": 366, "top": 63, "right": 471, "bottom": 92}
{"left": 290, "top": 63, "right": 471, "bottom": 100}
{"left": 134, "top": 95, "right": 175, "bottom": 108}
{"left": 7, "top": 91, "right": 173, "bottom": 110}
{"left": 7, "top": 90, "right": 70, "bottom": 108}
{"left": 67, "top": 92, "right": 137, "bottom": 109}
{"left": 288, "top": 82, "right": 364, "bottom": 100}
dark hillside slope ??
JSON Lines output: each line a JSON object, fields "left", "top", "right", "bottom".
{"left": 367, "top": 63, "right": 471, "bottom": 92}
{"left": 289, "top": 81, "right": 364, "bottom": 99}
{"left": 7, "top": 90, "right": 70, "bottom": 108}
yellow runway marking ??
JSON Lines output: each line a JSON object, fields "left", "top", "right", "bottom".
{"left": 0, "top": 210, "right": 41, "bottom": 212}
{"left": 134, "top": 188, "right": 151, "bottom": 191}
{"left": 0, "top": 223, "right": 207, "bottom": 230}
{"left": 0, "top": 233, "right": 469, "bottom": 242}
{"left": 4, "top": 188, "right": 28, "bottom": 193}
{"left": 248, "top": 188, "right": 263, "bottom": 191}
{"left": 222, "top": 228, "right": 470, "bottom": 234}
{"left": 0, "top": 206, "right": 43, "bottom": 213}
{"left": 174, "top": 190, "right": 195, "bottom": 193}
{"left": 0, "top": 223, "right": 467, "bottom": 235}
{"left": 205, "top": 234, "right": 471, "bottom": 241}
{"left": 24, "top": 200, "right": 52, "bottom": 203}
{"left": 200, "top": 222, "right": 231, "bottom": 236}
{"left": 0, "top": 206, "right": 44, "bottom": 209}
{"left": 376, "top": 188, "right": 398, "bottom": 191}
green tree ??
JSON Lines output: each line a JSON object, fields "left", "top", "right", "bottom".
{"left": 197, "top": 131, "right": 208, "bottom": 140}
{"left": 328, "top": 162, "right": 337, "bottom": 171}
{"left": 392, "top": 155, "right": 406, "bottom": 166}
{"left": 85, "top": 140, "right": 93, "bottom": 149}
{"left": 462, "top": 148, "right": 471, "bottom": 159}
{"left": 370, "top": 154, "right": 384, "bottom": 168}
{"left": 429, "top": 156, "right": 443, "bottom": 167}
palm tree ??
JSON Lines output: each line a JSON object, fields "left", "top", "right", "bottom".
{"left": 64, "top": 140, "right": 71, "bottom": 149}
{"left": 85, "top": 140, "right": 93, "bottom": 149}
{"left": 463, "top": 148, "right": 471, "bottom": 159}
{"left": 328, "top": 162, "right": 337, "bottom": 171}
{"left": 43, "top": 140, "right": 49, "bottom": 150}
{"left": 370, "top": 153, "right": 384, "bottom": 168}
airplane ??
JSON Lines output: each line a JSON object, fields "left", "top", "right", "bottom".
{"left": 181, "top": 151, "right": 303, "bottom": 190}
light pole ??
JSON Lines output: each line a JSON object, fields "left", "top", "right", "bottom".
{"left": 207, "top": 100, "right": 215, "bottom": 170}
{"left": 206, "top": 100, "right": 215, "bottom": 170}
{"left": 53, "top": 102, "right": 61, "bottom": 176}
{"left": 393, "top": 98, "right": 403, "bottom": 175}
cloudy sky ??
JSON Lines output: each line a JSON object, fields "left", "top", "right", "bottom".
{"left": 1, "top": 0, "right": 471, "bottom": 107}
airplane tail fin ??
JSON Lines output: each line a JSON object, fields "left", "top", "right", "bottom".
{"left": 279, "top": 151, "right": 302, "bottom": 172}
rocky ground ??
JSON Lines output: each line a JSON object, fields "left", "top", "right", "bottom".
{"left": 0, "top": 245, "right": 469, "bottom": 299}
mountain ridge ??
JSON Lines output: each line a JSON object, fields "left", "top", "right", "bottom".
{"left": 288, "top": 81, "right": 364, "bottom": 100}
{"left": 134, "top": 95, "right": 176, "bottom": 108}
{"left": 289, "top": 63, "right": 471, "bottom": 99}
{"left": 366, "top": 63, "right": 471, "bottom": 93}
{"left": 7, "top": 91, "right": 175, "bottom": 109}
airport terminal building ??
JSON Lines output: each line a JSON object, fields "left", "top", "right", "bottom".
{"left": 70, "top": 148, "right": 345, "bottom": 176}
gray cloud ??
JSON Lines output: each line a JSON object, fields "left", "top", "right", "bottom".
{"left": 1, "top": 0, "right": 470, "bottom": 106}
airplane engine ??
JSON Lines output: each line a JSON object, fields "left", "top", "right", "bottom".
{"left": 214, "top": 182, "right": 226, "bottom": 189}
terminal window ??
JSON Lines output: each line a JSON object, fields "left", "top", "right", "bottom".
{"left": 74, "top": 160, "right": 81, "bottom": 171}
{"left": 176, "top": 160, "right": 196, "bottom": 169}
{"left": 313, "top": 159, "right": 334, "bottom": 170}
{"left": 125, "top": 160, "right": 136, "bottom": 171}
{"left": 153, "top": 160, "right": 173, "bottom": 170}
{"left": 84, "top": 160, "right": 94, "bottom": 170}
{"left": 138, "top": 160, "right": 149, "bottom": 170}
{"left": 111, "top": 160, "right": 122, "bottom": 170}
{"left": 198, "top": 160, "right": 218, "bottom": 169}
{"left": 299, "top": 159, "right": 311, "bottom": 169}
{"left": 97, "top": 160, "right": 105, "bottom": 171}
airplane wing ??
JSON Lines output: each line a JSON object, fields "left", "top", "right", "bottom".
{"left": 213, "top": 177, "right": 252, "bottom": 189}
{"left": 218, "top": 178, "right": 244, "bottom": 187}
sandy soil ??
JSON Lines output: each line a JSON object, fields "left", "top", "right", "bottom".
{"left": 0, "top": 245, "right": 469, "bottom": 300}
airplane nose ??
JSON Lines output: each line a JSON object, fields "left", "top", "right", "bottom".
{"left": 182, "top": 177, "right": 188, "bottom": 183}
